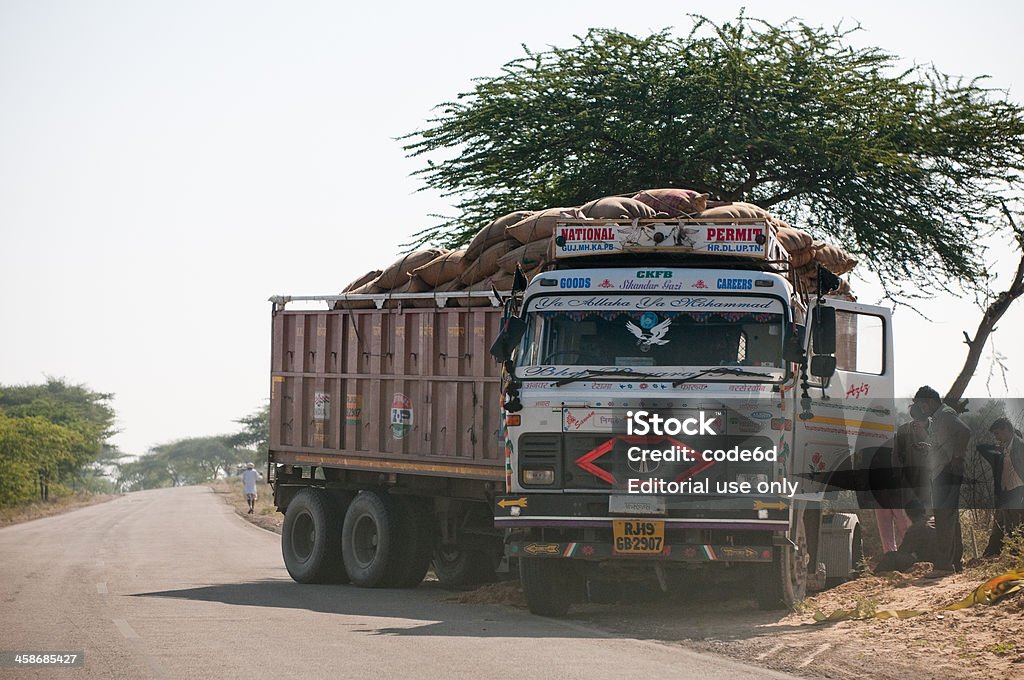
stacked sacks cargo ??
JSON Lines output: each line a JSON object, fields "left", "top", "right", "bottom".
{"left": 691, "top": 198, "right": 858, "bottom": 300}
{"left": 455, "top": 211, "right": 537, "bottom": 306}
{"left": 333, "top": 191, "right": 859, "bottom": 308}
{"left": 334, "top": 250, "right": 444, "bottom": 309}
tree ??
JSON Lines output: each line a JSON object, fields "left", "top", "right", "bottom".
{"left": 0, "top": 378, "right": 117, "bottom": 503}
{"left": 118, "top": 434, "right": 253, "bottom": 492}
{"left": 0, "top": 414, "right": 83, "bottom": 506}
{"left": 403, "top": 13, "right": 1024, "bottom": 294}
{"left": 0, "top": 378, "right": 117, "bottom": 471}
{"left": 117, "top": 454, "right": 175, "bottom": 493}
{"left": 226, "top": 404, "right": 269, "bottom": 466}
{"left": 944, "top": 209, "right": 1024, "bottom": 407}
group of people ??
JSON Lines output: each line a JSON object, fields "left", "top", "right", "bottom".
{"left": 873, "top": 386, "right": 1024, "bottom": 577}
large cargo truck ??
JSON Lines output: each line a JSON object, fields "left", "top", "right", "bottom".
{"left": 269, "top": 217, "right": 895, "bottom": 614}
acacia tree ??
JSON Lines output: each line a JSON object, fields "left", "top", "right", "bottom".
{"left": 226, "top": 404, "right": 269, "bottom": 466}
{"left": 403, "top": 14, "right": 1024, "bottom": 295}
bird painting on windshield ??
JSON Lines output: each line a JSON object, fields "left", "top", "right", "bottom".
{"left": 625, "top": 318, "right": 672, "bottom": 352}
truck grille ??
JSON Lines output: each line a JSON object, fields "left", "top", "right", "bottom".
{"left": 563, "top": 434, "right": 774, "bottom": 491}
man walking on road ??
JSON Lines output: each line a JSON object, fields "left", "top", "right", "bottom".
{"left": 913, "top": 386, "right": 971, "bottom": 578}
{"left": 242, "top": 462, "right": 263, "bottom": 514}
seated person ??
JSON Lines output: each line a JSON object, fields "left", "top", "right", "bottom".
{"left": 874, "top": 500, "right": 938, "bottom": 574}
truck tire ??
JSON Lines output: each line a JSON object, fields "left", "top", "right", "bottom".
{"left": 342, "top": 491, "right": 402, "bottom": 587}
{"left": 432, "top": 546, "right": 495, "bottom": 589}
{"left": 281, "top": 488, "right": 346, "bottom": 584}
{"left": 756, "top": 510, "right": 808, "bottom": 610}
{"left": 519, "top": 557, "right": 579, "bottom": 617}
{"left": 386, "top": 497, "right": 435, "bottom": 588}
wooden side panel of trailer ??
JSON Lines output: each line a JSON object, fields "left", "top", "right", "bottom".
{"left": 269, "top": 306, "right": 505, "bottom": 480}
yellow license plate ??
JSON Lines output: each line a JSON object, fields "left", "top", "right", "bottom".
{"left": 612, "top": 519, "right": 665, "bottom": 555}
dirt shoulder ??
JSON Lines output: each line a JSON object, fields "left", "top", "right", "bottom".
{"left": 454, "top": 562, "right": 1023, "bottom": 679}
{"left": 0, "top": 492, "right": 115, "bottom": 528}
{"left": 209, "top": 477, "right": 282, "bottom": 534}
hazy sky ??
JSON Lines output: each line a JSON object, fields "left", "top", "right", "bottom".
{"left": 2, "top": 1, "right": 1023, "bottom": 455}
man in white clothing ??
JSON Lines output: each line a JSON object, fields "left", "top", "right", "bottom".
{"left": 242, "top": 463, "right": 263, "bottom": 514}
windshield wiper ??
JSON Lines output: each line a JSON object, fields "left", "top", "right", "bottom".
{"left": 671, "top": 367, "right": 778, "bottom": 387}
{"left": 552, "top": 369, "right": 667, "bottom": 387}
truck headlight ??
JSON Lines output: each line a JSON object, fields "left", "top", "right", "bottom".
{"left": 522, "top": 468, "right": 555, "bottom": 485}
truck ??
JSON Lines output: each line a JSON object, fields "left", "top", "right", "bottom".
{"left": 268, "top": 216, "right": 895, "bottom": 615}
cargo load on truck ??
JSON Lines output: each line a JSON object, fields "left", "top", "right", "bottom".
{"left": 328, "top": 189, "right": 858, "bottom": 310}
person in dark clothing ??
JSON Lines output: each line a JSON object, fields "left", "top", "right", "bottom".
{"left": 874, "top": 501, "right": 938, "bottom": 573}
{"left": 980, "top": 418, "right": 1024, "bottom": 556}
{"left": 913, "top": 386, "right": 971, "bottom": 578}
{"left": 893, "top": 402, "right": 931, "bottom": 512}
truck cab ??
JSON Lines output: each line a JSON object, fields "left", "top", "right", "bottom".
{"left": 492, "top": 218, "right": 895, "bottom": 615}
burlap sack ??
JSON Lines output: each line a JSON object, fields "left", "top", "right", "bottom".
{"left": 342, "top": 269, "right": 383, "bottom": 292}
{"left": 581, "top": 196, "right": 657, "bottom": 220}
{"left": 465, "top": 211, "right": 534, "bottom": 260}
{"left": 506, "top": 207, "right": 585, "bottom": 244}
{"left": 391, "top": 275, "right": 431, "bottom": 294}
{"left": 384, "top": 275, "right": 433, "bottom": 308}
{"left": 788, "top": 247, "right": 818, "bottom": 269}
{"left": 814, "top": 244, "right": 858, "bottom": 275}
{"left": 377, "top": 249, "right": 445, "bottom": 290}
{"left": 411, "top": 249, "right": 468, "bottom": 287}
{"left": 497, "top": 239, "right": 550, "bottom": 274}
{"left": 797, "top": 269, "right": 854, "bottom": 299}
{"left": 333, "top": 280, "right": 386, "bottom": 309}
{"left": 460, "top": 240, "right": 518, "bottom": 285}
{"left": 454, "top": 274, "right": 512, "bottom": 307}
{"left": 775, "top": 226, "right": 813, "bottom": 253}
{"left": 632, "top": 188, "right": 709, "bottom": 216}
{"left": 698, "top": 202, "right": 769, "bottom": 220}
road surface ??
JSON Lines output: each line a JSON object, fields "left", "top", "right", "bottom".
{"left": 0, "top": 487, "right": 797, "bottom": 679}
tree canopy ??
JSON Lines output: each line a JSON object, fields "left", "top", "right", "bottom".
{"left": 403, "top": 14, "right": 1024, "bottom": 292}
{"left": 0, "top": 378, "right": 117, "bottom": 506}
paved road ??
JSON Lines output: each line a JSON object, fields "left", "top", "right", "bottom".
{"left": 0, "top": 487, "right": 796, "bottom": 679}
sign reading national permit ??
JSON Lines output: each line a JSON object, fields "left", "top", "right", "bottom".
{"left": 554, "top": 218, "right": 785, "bottom": 262}
{"left": 390, "top": 393, "right": 413, "bottom": 439}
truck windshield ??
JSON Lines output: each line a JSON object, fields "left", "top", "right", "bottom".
{"left": 517, "top": 295, "right": 786, "bottom": 369}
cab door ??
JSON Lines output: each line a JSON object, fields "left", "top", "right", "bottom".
{"left": 792, "top": 298, "right": 896, "bottom": 501}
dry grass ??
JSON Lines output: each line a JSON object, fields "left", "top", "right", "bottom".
{"left": 0, "top": 492, "right": 114, "bottom": 527}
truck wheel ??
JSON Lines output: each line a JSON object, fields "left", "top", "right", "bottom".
{"left": 756, "top": 510, "right": 808, "bottom": 610}
{"left": 519, "top": 557, "right": 579, "bottom": 617}
{"left": 386, "top": 497, "right": 435, "bottom": 588}
{"left": 342, "top": 491, "right": 402, "bottom": 587}
{"left": 432, "top": 546, "right": 495, "bottom": 589}
{"left": 281, "top": 488, "right": 345, "bottom": 584}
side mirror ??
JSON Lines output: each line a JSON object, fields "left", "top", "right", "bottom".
{"left": 810, "top": 355, "right": 837, "bottom": 379}
{"left": 783, "top": 324, "right": 805, "bottom": 363}
{"left": 812, "top": 306, "right": 837, "bottom": 355}
{"left": 489, "top": 315, "right": 526, "bottom": 361}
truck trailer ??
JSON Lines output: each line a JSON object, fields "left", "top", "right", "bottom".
{"left": 268, "top": 217, "right": 895, "bottom": 615}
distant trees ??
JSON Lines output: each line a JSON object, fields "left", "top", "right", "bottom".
{"left": 0, "top": 378, "right": 270, "bottom": 503}
{"left": 0, "top": 378, "right": 117, "bottom": 507}
{"left": 117, "top": 403, "right": 268, "bottom": 492}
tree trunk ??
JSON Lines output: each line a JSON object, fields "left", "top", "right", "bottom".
{"left": 944, "top": 223, "right": 1024, "bottom": 408}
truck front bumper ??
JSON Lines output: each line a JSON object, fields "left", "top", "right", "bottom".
{"left": 508, "top": 540, "right": 773, "bottom": 562}
{"left": 494, "top": 493, "right": 790, "bottom": 532}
